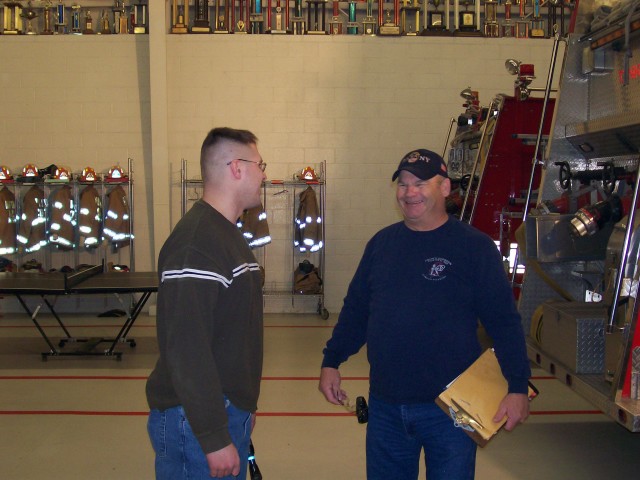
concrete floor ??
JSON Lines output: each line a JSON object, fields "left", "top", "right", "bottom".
{"left": 1, "top": 310, "right": 639, "bottom": 479}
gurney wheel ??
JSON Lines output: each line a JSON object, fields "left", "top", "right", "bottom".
{"left": 130, "top": 341, "right": 137, "bottom": 348}
{"left": 320, "top": 308, "right": 329, "bottom": 320}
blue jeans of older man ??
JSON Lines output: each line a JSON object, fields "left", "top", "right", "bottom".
{"left": 147, "top": 399, "right": 252, "bottom": 480}
{"left": 366, "top": 394, "right": 477, "bottom": 480}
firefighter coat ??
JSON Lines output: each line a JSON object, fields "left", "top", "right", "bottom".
{"left": 238, "top": 203, "right": 271, "bottom": 248}
{"left": 103, "top": 185, "right": 131, "bottom": 250}
{"left": 0, "top": 187, "right": 17, "bottom": 255}
{"left": 49, "top": 185, "right": 76, "bottom": 250}
{"left": 78, "top": 185, "right": 102, "bottom": 248}
{"left": 17, "top": 185, "right": 47, "bottom": 253}
{"left": 294, "top": 186, "right": 323, "bottom": 253}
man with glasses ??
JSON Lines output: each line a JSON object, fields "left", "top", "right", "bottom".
{"left": 147, "top": 127, "right": 267, "bottom": 479}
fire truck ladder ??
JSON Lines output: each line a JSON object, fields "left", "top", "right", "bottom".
{"left": 457, "top": 97, "right": 501, "bottom": 225}
{"left": 509, "top": 30, "right": 564, "bottom": 288}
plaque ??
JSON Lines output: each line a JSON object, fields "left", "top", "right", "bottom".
{"left": 346, "top": 0, "right": 358, "bottom": 34}
{"left": 133, "top": 1, "right": 147, "bottom": 34}
{"left": 400, "top": 0, "right": 420, "bottom": 36}
{"left": 267, "top": 0, "right": 290, "bottom": 34}
{"left": 171, "top": 0, "right": 189, "bottom": 34}
{"left": 483, "top": 0, "right": 499, "bottom": 37}
{"left": 454, "top": 0, "right": 481, "bottom": 36}
{"left": 291, "top": 0, "right": 306, "bottom": 34}
{"left": 192, "top": 0, "right": 212, "bottom": 33}
{"left": 378, "top": 0, "right": 400, "bottom": 35}
{"left": 306, "top": 0, "right": 328, "bottom": 34}
{"left": 42, "top": 1, "right": 54, "bottom": 35}
{"left": 55, "top": 0, "right": 66, "bottom": 34}
{"left": 422, "top": 0, "right": 451, "bottom": 35}
{"left": 515, "top": 0, "right": 529, "bottom": 38}
{"left": 71, "top": 3, "right": 81, "bottom": 34}
{"left": 250, "top": 0, "right": 264, "bottom": 33}
{"left": 362, "top": 0, "right": 377, "bottom": 35}
{"left": 21, "top": 1, "right": 39, "bottom": 35}
{"left": 501, "top": 0, "right": 515, "bottom": 37}
{"left": 530, "top": 0, "right": 545, "bottom": 38}
{"left": 83, "top": 9, "right": 95, "bottom": 34}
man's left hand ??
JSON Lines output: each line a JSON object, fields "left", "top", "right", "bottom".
{"left": 493, "top": 393, "right": 529, "bottom": 431}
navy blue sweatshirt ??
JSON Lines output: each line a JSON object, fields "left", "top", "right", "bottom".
{"left": 322, "top": 216, "right": 531, "bottom": 404}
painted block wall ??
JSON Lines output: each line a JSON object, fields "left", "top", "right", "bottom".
{"left": 0, "top": 33, "right": 563, "bottom": 314}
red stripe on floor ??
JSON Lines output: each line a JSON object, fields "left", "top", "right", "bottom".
{"left": 0, "top": 410, "right": 604, "bottom": 417}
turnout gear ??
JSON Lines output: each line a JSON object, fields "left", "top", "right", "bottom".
{"left": 17, "top": 185, "right": 47, "bottom": 253}
{"left": 78, "top": 185, "right": 103, "bottom": 248}
{"left": 294, "top": 186, "right": 323, "bottom": 253}
{"left": 103, "top": 185, "right": 131, "bottom": 250}
{"left": 0, "top": 187, "right": 17, "bottom": 255}
{"left": 237, "top": 203, "right": 271, "bottom": 248}
{"left": 49, "top": 185, "right": 76, "bottom": 250}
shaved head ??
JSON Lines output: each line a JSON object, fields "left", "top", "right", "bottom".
{"left": 200, "top": 127, "right": 258, "bottom": 182}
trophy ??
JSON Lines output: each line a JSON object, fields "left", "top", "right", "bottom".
{"left": 2, "top": 2, "right": 23, "bottom": 34}
{"left": 250, "top": 0, "right": 264, "bottom": 34}
{"left": 171, "top": 0, "right": 189, "bottom": 33}
{"left": 70, "top": 3, "right": 81, "bottom": 34}
{"left": 99, "top": 9, "right": 111, "bottom": 34}
{"left": 483, "top": 0, "right": 499, "bottom": 37}
{"left": 530, "top": 0, "right": 545, "bottom": 37}
{"left": 346, "top": 0, "right": 358, "bottom": 34}
{"left": 233, "top": 0, "right": 249, "bottom": 33}
{"left": 54, "top": 0, "right": 66, "bottom": 34}
{"left": 83, "top": 9, "right": 95, "bottom": 34}
{"left": 400, "top": 0, "right": 420, "bottom": 35}
{"left": 112, "top": 0, "right": 127, "bottom": 33}
{"left": 21, "top": 1, "right": 39, "bottom": 34}
{"left": 306, "top": 0, "right": 328, "bottom": 34}
{"left": 378, "top": 0, "right": 400, "bottom": 35}
{"left": 515, "top": 0, "right": 529, "bottom": 38}
{"left": 291, "top": 0, "right": 305, "bottom": 34}
{"left": 191, "top": 0, "right": 212, "bottom": 33}
{"left": 132, "top": 1, "right": 147, "bottom": 33}
{"left": 501, "top": 0, "right": 515, "bottom": 37}
{"left": 212, "top": 0, "right": 230, "bottom": 33}
{"left": 362, "top": 0, "right": 377, "bottom": 35}
{"left": 329, "top": 0, "right": 343, "bottom": 34}
{"left": 422, "top": 0, "right": 450, "bottom": 35}
{"left": 267, "top": 0, "right": 290, "bottom": 34}
{"left": 42, "top": 0, "right": 54, "bottom": 34}
{"left": 454, "top": 0, "right": 481, "bottom": 36}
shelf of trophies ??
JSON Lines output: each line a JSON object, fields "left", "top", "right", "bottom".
{"left": 0, "top": 160, "right": 135, "bottom": 276}
{"left": 0, "top": 1, "right": 148, "bottom": 36}
{"left": 167, "top": 0, "right": 573, "bottom": 38}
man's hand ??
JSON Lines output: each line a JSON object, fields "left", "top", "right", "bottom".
{"left": 319, "top": 367, "right": 348, "bottom": 405}
{"left": 493, "top": 393, "right": 529, "bottom": 431}
{"left": 206, "top": 443, "right": 240, "bottom": 478}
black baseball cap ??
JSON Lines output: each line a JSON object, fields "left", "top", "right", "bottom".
{"left": 391, "top": 149, "right": 448, "bottom": 181}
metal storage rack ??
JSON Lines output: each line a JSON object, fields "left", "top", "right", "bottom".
{"left": 2, "top": 158, "right": 135, "bottom": 273}
{"left": 180, "top": 159, "right": 328, "bottom": 319}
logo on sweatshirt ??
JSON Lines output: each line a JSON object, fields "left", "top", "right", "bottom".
{"left": 423, "top": 257, "right": 451, "bottom": 281}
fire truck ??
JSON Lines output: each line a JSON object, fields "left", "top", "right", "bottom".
{"left": 448, "top": 0, "right": 640, "bottom": 431}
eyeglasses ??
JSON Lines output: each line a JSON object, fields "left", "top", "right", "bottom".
{"left": 227, "top": 158, "right": 267, "bottom": 172}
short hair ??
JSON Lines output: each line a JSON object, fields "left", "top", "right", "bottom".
{"left": 200, "top": 127, "right": 258, "bottom": 180}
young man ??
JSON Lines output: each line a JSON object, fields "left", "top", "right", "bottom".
{"left": 319, "top": 148, "right": 531, "bottom": 479}
{"left": 147, "top": 127, "right": 267, "bottom": 479}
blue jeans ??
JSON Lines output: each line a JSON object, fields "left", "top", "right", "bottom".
{"left": 366, "top": 394, "right": 477, "bottom": 480}
{"left": 147, "top": 399, "right": 252, "bottom": 480}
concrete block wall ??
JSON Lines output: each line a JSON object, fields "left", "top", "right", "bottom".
{"left": 0, "top": 30, "right": 563, "bottom": 314}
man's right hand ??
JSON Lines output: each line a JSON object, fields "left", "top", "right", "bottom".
{"left": 319, "top": 367, "right": 348, "bottom": 405}
{"left": 206, "top": 443, "right": 240, "bottom": 478}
